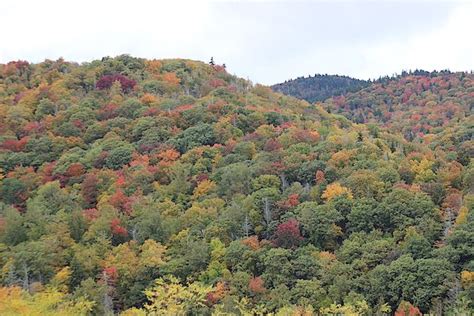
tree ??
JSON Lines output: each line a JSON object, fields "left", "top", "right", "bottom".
{"left": 252, "top": 175, "right": 280, "bottom": 191}
{"left": 0, "top": 285, "right": 93, "bottom": 315}
{"left": 296, "top": 202, "right": 343, "bottom": 250}
{"left": 200, "top": 238, "right": 228, "bottom": 284}
{"left": 162, "top": 231, "right": 210, "bottom": 280}
{"left": 216, "top": 163, "right": 252, "bottom": 199}
{"left": 345, "top": 170, "right": 383, "bottom": 199}
{"left": 321, "top": 182, "right": 353, "bottom": 202}
{"left": 394, "top": 301, "right": 422, "bottom": 316}
{"left": 262, "top": 248, "right": 293, "bottom": 288}
{"left": 367, "top": 255, "right": 454, "bottom": 312}
{"left": 272, "top": 218, "right": 303, "bottom": 249}
{"left": 249, "top": 276, "right": 266, "bottom": 295}
{"left": 0, "top": 178, "right": 27, "bottom": 206}
{"left": 337, "top": 231, "right": 395, "bottom": 269}
{"left": 347, "top": 198, "right": 381, "bottom": 233}
{"left": 446, "top": 212, "right": 474, "bottom": 270}
{"left": 400, "top": 227, "right": 431, "bottom": 259}
{"left": 170, "top": 123, "right": 217, "bottom": 153}
{"left": 315, "top": 170, "right": 326, "bottom": 184}
{"left": 141, "top": 275, "right": 213, "bottom": 315}
{"left": 192, "top": 180, "right": 216, "bottom": 200}
{"left": 26, "top": 181, "right": 77, "bottom": 215}
{"left": 96, "top": 74, "right": 136, "bottom": 93}
{"left": 290, "top": 279, "right": 327, "bottom": 310}
{"left": 0, "top": 206, "right": 27, "bottom": 246}
{"left": 105, "top": 146, "right": 133, "bottom": 170}
{"left": 81, "top": 173, "right": 99, "bottom": 208}
{"left": 129, "top": 199, "right": 165, "bottom": 243}
{"left": 377, "top": 188, "right": 442, "bottom": 241}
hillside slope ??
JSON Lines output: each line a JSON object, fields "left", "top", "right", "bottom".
{"left": 0, "top": 56, "right": 472, "bottom": 315}
{"left": 323, "top": 71, "right": 474, "bottom": 141}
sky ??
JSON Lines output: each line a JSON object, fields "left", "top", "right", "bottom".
{"left": 0, "top": 0, "right": 473, "bottom": 85}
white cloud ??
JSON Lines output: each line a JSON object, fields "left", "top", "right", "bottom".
{"left": 0, "top": 0, "right": 472, "bottom": 84}
{"left": 0, "top": 0, "right": 212, "bottom": 62}
{"left": 360, "top": 1, "right": 474, "bottom": 79}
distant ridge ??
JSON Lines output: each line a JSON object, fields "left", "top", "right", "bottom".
{"left": 271, "top": 74, "right": 369, "bottom": 103}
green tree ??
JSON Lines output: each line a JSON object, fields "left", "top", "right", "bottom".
{"left": 106, "top": 146, "right": 133, "bottom": 170}
{"left": 296, "top": 202, "right": 343, "bottom": 250}
{"left": 170, "top": 123, "right": 216, "bottom": 153}
{"left": 0, "top": 178, "right": 27, "bottom": 206}
{"left": 0, "top": 206, "right": 27, "bottom": 246}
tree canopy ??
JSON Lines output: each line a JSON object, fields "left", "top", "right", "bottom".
{"left": 0, "top": 56, "right": 472, "bottom": 315}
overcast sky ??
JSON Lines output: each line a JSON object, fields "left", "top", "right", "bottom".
{"left": 1, "top": 0, "right": 473, "bottom": 85}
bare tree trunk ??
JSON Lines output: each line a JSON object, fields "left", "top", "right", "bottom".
{"left": 280, "top": 174, "right": 288, "bottom": 191}
{"left": 242, "top": 215, "right": 251, "bottom": 237}
{"left": 263, "top": 198, "right": 272, "bottom": 225}
{"left": 304, "top": 182, "right": 310, "bottom": 193}
{"left": 22, "top": 263, "right": 29, "bottom": 291}
{"left": 102, "top": 271, "right": 114, "bottom": 314}
{"left": 131, "top": 225, "right": 138, "bottom": 241}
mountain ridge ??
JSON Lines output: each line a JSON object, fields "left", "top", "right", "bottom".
{"left": 271, "top": 73, "right": 370, "bottom": 103}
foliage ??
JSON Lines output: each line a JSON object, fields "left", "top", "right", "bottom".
{"left": 0, "top": 286, "right": 93, "bottom": 316}
{"left": 141, "top": 275, "right": 213, "bottom": 315}
{"left": 0, "top": 56, "right": 471, "bottom": 315}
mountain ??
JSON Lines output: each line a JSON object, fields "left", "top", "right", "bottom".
{"left": 0, "top": 56, "right": 472, "bottom": 315}
{"left": 271, "top": 74, "right": 369, "bottom": 103}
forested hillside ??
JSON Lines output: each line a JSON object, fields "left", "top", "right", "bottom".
{"left": 0, "top": 56, "right": 472, "bottom": 315}
{"left": 323, "top": 71, "right": 474, "bottom": 143}
{"left": 271, "top": 74, "right": 369, "bottom": 103}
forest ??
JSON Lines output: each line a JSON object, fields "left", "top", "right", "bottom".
{"left": 0, "top": 55, "right": 472, "bottom": 315}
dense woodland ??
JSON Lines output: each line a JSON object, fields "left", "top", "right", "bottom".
{"left": 323, "top": 71, "right": 474, "bottom": 142}
{"left": 0, "top": 56, "right": 472, "bottom": 315}
{"left": 271, "top": 74, "right": 369, "bottom": 103}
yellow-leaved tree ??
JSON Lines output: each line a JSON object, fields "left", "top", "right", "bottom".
{"left": 121, "top": 275, "right": 213, "bottom": 316}
{"left": 0, "top": 285, "right": 93, "bottom": 316}
{"left": 322, "top": 182, "right": 353, "bottom": 201}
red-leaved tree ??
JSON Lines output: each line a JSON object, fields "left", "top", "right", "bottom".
{"left": 272, "top": 218, "right": 303, "bottom": 248}
{"left": 96, "top": 74, "right": 136, "bottom": 93}
{"left": 82, "top": 173, "right": 99, "bottom": 208}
